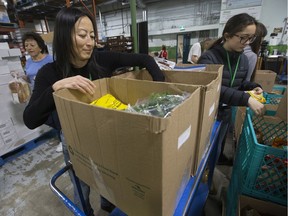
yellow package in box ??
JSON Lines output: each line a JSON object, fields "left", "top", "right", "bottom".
{"left": 90, "top": 94, "right": 128, "bottom": 110}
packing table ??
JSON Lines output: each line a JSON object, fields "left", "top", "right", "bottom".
{"left": 50, "top": 121, "right": 221, "bottom": 216}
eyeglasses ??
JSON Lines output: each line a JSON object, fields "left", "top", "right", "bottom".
{"left": 234, "top": 34, "right": 257, "bottom": 44}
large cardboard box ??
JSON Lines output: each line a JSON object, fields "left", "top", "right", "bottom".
{"left": 53, "top": 78, "right": 201, "bottom": 216}
{"left": 253, "top": 70, "right": 277, "bottom": 92}
{"left": 114, "top": 66, "right": 223, "bottom": 174}
{"left": 238, "top": 195, "right": 287, "bottom": 216}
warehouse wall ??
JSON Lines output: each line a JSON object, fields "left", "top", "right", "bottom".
{"left": 260, "top": 0, "right": 287, "bottom": 42}
{"left": 94, "top": 0, "right": 286, "bottom": 56}
{"left": 95, "top": 0, "right": 221, "bottom": 46}
{"left": 37, "top": 0, "right": 286, "bottom": 57}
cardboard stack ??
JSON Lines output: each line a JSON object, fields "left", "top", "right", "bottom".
{"left": 53, "top": 78, "right": 201, "bottom": 216}
{"left": 0, "top": 58, "right": 51, "bottom": 156}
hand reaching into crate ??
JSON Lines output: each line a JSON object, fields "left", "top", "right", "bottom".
{"left": 248, "top": 96, "right": 265, "bottom": 116}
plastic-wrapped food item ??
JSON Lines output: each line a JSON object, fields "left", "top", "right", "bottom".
{"left": 8, "top": 72, "right": 31, "bottom": 104}
{"left": 247, "top": 90, "right": 266, "bottom": 103}
{"left": 127, "top": 92, "right": 190, "bottom": 117}
{"left": 90, "top": 94, "right": 128, "bottom": 110}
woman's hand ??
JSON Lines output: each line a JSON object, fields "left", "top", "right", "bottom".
{"left": 52, "top": 75, "right": 96, "bottom": 95}
{"left": 248, "top": 96, "right": 265, "bottom": 116}
{"left": 252, "top": 87, "right": 263, "bottom": 95}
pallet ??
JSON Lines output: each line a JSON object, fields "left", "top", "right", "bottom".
{"left": 0, "top": 129, "right": 57, "bottom": 166}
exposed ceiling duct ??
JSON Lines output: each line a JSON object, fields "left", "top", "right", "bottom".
{"left": 114, "top": 0, "right": 146, "bottom": 9}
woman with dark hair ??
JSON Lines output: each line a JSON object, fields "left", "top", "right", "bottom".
{"left": 22, "top": 32, "right": 52, "bottom": 89}
{"left": 244, "top": 22, "right": 268, "bottom": 81}
{"left": 23, "top": 7, "right": 164, "bottom": 215}
{"left": 198, "top": 13, "right": 265, "bottom": 164}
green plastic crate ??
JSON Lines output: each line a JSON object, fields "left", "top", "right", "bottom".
{"left": 272, "top": 85, "right": 286, "bottom": 95}
{"left": 226, "top": 109, "right": 287, "bottom": 216}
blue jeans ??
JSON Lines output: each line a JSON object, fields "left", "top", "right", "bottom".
{"left": 60, "top": 133, "right": 94, "bottom": 216}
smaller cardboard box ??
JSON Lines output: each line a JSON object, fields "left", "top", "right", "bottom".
{"left": 40, "top": 32, "right": 54, "bottom": 43}
{"left": 253, "top": 70, "right": 277, "bottom": 92}
{"left": 114, "top": 66, "right": 223, "bottom": 175}
{"left": 54, "top": 78, "right": 201, "bottom": 216}
{"left": 238, "top": 195, "right": 287, "bottom": 216}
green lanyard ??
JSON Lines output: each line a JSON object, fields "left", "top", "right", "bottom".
{"left": 226, "top": 51, "right": 241, "bottom": 87}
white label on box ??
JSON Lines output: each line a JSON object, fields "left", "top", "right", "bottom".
{"left": 217, "top": 83, "right": 221, "bottom": 92}
{"left": 209, "top": 103, "right": 215, "bottom": 117}
{"left": 178, "top": 125, "right": 191, "bottom": 149}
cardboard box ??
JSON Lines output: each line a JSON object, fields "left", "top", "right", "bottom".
{"left": 234, "top": 107, "right": 246, "bottom": 143}
{"left": 53, "top": 78, "right": 201, "bottom": 216}
{"left": 40, "top": 32, "right": 54, "bottom": 43}
{"left": 253, "top": 70, "right": 277, "bottom": 92}
{"left": 8, "top": 48, "right": 21, "bottom": 57}
{"left": 114, "top": 66, "right": 223, "bottom": 175}
{"left": 238, "top": 195, "right": 287, "bottom": 216}
{"left": 0, "top": 42, "right": 9, "bottom": 49}
{"left": 0, "top": 49, "right": 10, "bottom": 58}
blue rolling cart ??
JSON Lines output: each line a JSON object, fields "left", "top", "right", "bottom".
{"left": 50, "top": 121, "right": 221, "bottom": 216}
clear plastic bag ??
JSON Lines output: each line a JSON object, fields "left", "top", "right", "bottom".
{"left": 8, "top": 72, "right": 31, "bottom": 104}
{"left": 127, "top": 92, "right": 190, "bottom": 118}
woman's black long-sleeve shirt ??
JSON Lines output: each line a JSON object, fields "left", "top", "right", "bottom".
{"left": 23, "top": 50, "right": 165, "bottom": 130}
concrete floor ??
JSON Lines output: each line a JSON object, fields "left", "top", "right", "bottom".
{"left": 0, "top": 130, "right": 234, "bottom": 216}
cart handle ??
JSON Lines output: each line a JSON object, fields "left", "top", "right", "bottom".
{"left": 49, "top": 162, "right": 86, "bottom": 216}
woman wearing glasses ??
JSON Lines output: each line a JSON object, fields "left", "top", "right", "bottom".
{"left": 198, "top": 13, "right": 265, "bottom": 165}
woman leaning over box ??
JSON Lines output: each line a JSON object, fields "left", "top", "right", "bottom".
{"left": 198, "top": 13, "right": 265, "bottom": 165}
{"left": 23, "top": 7, "right": 164, "bottom": 216}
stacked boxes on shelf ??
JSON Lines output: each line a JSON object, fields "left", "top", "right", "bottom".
{"left": 0, "top": 42, "right": 51, "bottom": 157}
{"left": 105, "top": 35, "right": 133, "bottom": 52}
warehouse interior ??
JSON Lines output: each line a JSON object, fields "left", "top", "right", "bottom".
{"left": 0, "top": 0, "right": 287, "bottom": 216}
